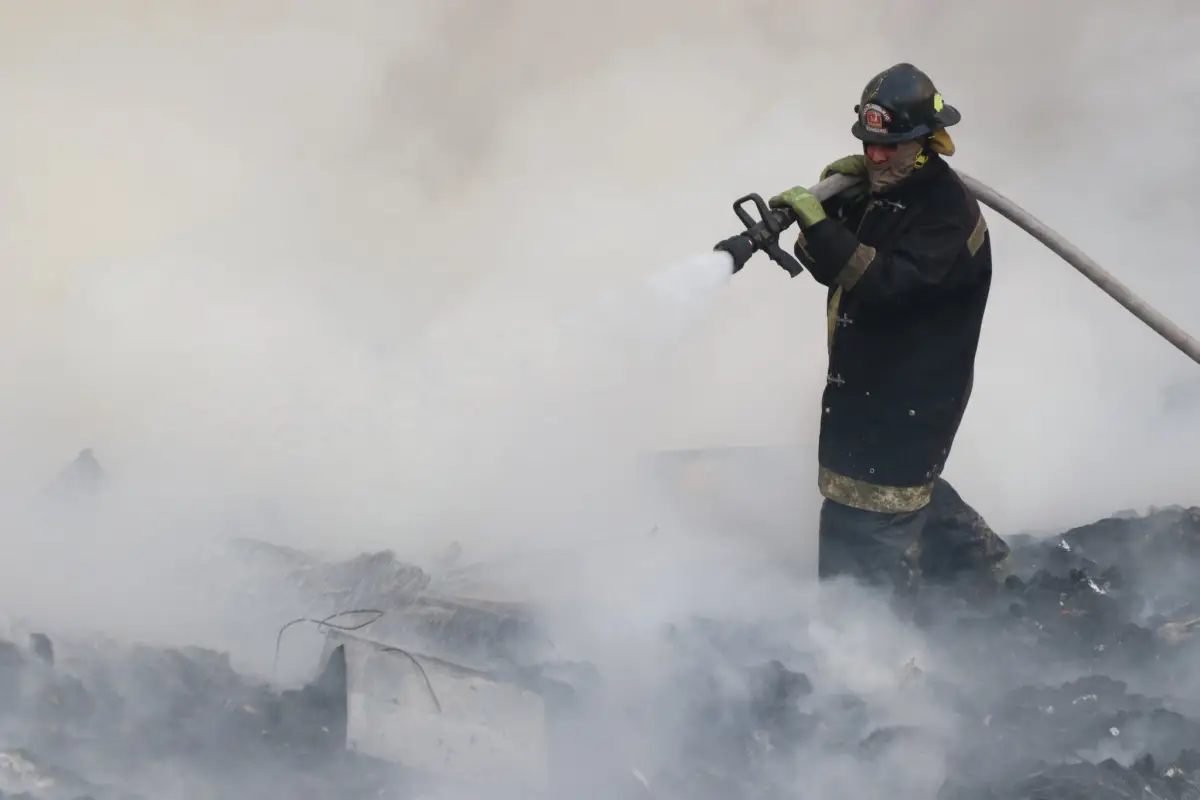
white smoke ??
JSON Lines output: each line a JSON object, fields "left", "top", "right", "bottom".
{"left": 0, "top": 1, "right": 1198, "bottom": 797}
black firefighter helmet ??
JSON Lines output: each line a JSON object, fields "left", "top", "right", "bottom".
{"left": 851, "top": 63, "right": 961, "bottom": 144}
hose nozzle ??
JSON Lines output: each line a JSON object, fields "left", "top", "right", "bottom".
{"left": 730, "top": 193, "right": 804, "bottom": 277}
{"left": 715, "top": 173, "right": 862, "bottom": 277}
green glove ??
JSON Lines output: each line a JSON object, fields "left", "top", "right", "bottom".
{"left": 819, "top": 154, "right": 867, "bottom": 181}
{"left": 769, "top": 186, "right": 827, "bottom": 228}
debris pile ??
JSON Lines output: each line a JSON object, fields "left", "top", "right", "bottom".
{"left": 0, "top": 630, "right": 404, "bottom": 799}
{"left": 3, "top": 501, "right": 1200, "bottom": 798}
{"left": 639, "top": 504, "right": 1200, "bottom": 800}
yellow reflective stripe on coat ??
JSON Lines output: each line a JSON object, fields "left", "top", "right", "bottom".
{"left": 818, "top": 466, "right": 935, "bottom": 513}
{"left": 835, "top": 243, "right": 877, "bottom": 290}
{"left": 967, "top": 212, "right": 988, "bottom": 256}
{"left": 827, "top": 286, "right": 843, "bottom": 354}
{"left": 795, "top": 229, "right": 813, "bottom": 261}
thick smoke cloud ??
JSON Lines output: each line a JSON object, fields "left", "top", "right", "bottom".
{"left": 0, "top": 0, "right": 1198, "bottom": 736}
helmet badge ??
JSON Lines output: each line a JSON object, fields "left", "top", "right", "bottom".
{"left": 862, "top": 103, "right": 891, "bottom": 134}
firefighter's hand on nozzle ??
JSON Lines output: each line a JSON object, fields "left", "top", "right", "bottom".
{"left": 714, "top": 234, "right": 756, "bottom": 274}
{"left": 820, "top": 154, "right": 867, "bottom": 181}
{"left": 769, "top": 186, "right": 827, "bottom": 229}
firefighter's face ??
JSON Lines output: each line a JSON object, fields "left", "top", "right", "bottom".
{"left": 864, "top": 142, "right": 898, "bottom": 164}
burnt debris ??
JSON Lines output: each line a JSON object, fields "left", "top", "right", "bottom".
{"left": 611, "top": 504, "right": 1200, "bottom": 800}
{"left": 5, "top": 504, "right": 1200, "bottom": 798}
{"left": 0, "top": 635, "right": 400, "bottom": 799}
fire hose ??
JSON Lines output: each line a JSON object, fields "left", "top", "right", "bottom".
{"left": 722, "top": 172, "right": 1200, "bottom": 367}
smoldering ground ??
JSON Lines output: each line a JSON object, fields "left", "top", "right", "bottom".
{"left": 0, "top": 1, "right": 1198, "bottom": 798}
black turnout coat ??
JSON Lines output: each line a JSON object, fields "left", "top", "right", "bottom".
{"left": 792, "top": 154, "right": 991, "bottom": 514}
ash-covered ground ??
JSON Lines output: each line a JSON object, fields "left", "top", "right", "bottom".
{"left": 5, "top": 456, "right": 1200, "bottom": 799}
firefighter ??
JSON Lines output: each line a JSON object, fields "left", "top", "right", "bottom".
{"left": 721, "top": 63, "right": 1009, "bottom": 598}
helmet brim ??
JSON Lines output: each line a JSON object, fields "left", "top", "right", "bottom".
{"left": 851, "top": 102, "right": 961, "bottom": 144}
{"left": 851, "top": 122, "right": 932, "bottom": 144}
{"left": 933, "top": 103, "right": 962, "bottom": 128}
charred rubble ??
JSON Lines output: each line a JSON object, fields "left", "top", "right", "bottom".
{"left": 6, "top": 481, "right": 1200, "bottom": 797}
{"left": 0, "top": 629, "right": 412, "bottom": 800}
{"left": 643, "top": 504, "right": 1200, "bottom": 800}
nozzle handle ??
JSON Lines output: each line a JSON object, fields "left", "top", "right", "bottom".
{"left": 731, "top": 193, "right": 804, "bottom": 277}
{"left": 732, "top": 193, "right": 794, "bottom": 238}
{"left": 734, "top": 173, "right": 863, "bottom": 231}
{"left": 723, "top": 173, "right": 864, "bottom": 277}
{"left": 734, "top": 193, "right": 789, "bottom": 233}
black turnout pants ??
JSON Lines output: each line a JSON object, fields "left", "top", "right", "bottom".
{"left": 817, "top": 478, "right": 1010, "bottom": 596}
